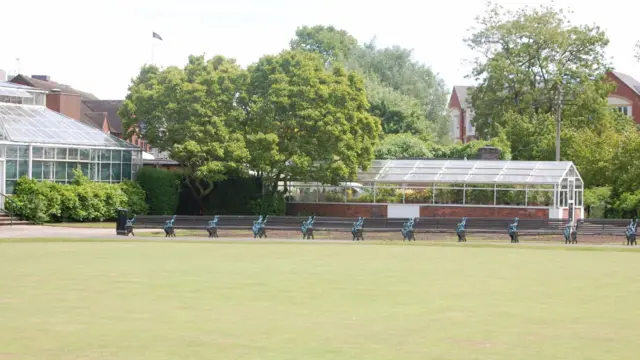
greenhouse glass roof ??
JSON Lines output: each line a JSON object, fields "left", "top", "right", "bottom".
{"left": 0, "top": 103, "right": 138, "bottom": 148}
{"left": 357, "top": 160, "right": 581, "bottom": 185}
{"left": 0, "top": 87, "right": 33, "bottom": 98}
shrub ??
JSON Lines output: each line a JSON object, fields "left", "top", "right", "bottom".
{"left": 119, "top": 181, "right": 148, "bottom": 216}
{"left": 249, "top": 193, "right": 286, "bottom": 215}
{"left": 8, "top": 170, "right": 146, "bottom": 223}
{"left": 135, "top": 167, "right": 181, "bottom": 215}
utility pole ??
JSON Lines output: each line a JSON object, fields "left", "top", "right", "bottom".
{"left": 555, "top": 83, "right": 563, "bottom": 162}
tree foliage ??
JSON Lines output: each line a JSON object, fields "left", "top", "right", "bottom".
{"left": 290, "top": 25, "right": 450, "bottom": 141}
{"left": 466, "top": 3, "right": 611, "bottom": 138}
{"left": 374, "top": 133, "right": 434, "bottom": 160}
{"left": 290, "top": 25, "right": 358, "bottom": 62}
{"left": 119, "top": 55, "right": 250, "bottom": 206}
{"left": 240, "top": 50, "right": 381, "bottom": 191}
{"left": 350, "top": 41, "right": 449, "bottom": 136}
{"left": 365, "top": 75, "right": 433, "bottom": 136}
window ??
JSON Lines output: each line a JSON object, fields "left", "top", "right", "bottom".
{"left": 32, "top": 147, "right": 44, "bottom": 159}
{"left": 615, "top": 106, "right": 632, "bottom": 116}
{"left": 32, "top": 161, "right": 44, "bottom": 180}
{"left": 55, "top": 162, "right": 66, "bottom": 181}
{"left": 37, "top": 93, "right": 46, "bottom": 106}
{"left": 466, "top": 109, "right": 475, "bottom": 136}
{"left": 5, "top": 146, "right": 29, "bottom": 193}
{"left": 80, "top": 149, "right": 90, "bottom": 161}
{"left": 68, "top": 148, "right": 79, "bottom": 161}
{"left": 44, "top": 147, "right": 55, "bottom": 159}
{"left": 100, "top": 163, "right": 111, "bottom": 181}
{"left": 55, "top": 148, "right": 67, "bottom": 160}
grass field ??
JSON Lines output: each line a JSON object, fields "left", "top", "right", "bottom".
{"left": 1, "top": 239, "right": 640, "bottom": 359}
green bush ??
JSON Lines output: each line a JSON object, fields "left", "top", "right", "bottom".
{"left": 8, "top": 169, "right": 147, "bottom": 224}
{"left": 249, "top": 193, "right": 286, "bottom": 215}
{"left": 120, "top": 180, "right": 149, "bottom": 216}
{"left": 135, "top": 167, "right": 181, "bottom": 215}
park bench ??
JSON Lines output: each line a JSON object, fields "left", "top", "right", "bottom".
{"left": 119, "top": 214, "right": 633, "bottom": 242}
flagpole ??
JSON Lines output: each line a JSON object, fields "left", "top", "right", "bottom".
{"left": 151, "top": 36, "right": 155, "bottom": 65}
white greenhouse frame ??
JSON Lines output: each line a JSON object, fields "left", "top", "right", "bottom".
{"left": 285, "top": 160, "right": 584, "bottom": 220}
{"left": 0, "top": 82, "right": 143, "bottom": 208}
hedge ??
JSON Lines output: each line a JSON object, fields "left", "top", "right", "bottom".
{"left": 135, "top": 167, "right": 181, "bottom": 215}
{"left": 7, "top": 169, "right": 148, "bottom": 224}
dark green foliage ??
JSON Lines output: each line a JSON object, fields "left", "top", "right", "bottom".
{"left": 177, "top": 176, "right": 263, "bottom": 215}
{"left": 7, "top": 170, "right": 145, "bottom": 224}
{"left": 135, "top": 167, "right": 181, "bottom": 215}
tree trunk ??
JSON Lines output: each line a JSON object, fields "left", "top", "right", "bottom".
{"left": 270, "top": 171, "right": 282, "bottom": 195}
{"left": 184, "top": 176, "right": 215, "bottom": 215}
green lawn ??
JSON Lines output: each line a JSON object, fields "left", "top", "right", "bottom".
{"left": 1, "top": 240, "right": 639, "bottom": 359}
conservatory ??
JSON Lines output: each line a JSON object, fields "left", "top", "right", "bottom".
{"left": 286, "top": 159, "right": 584, "bottom": 220}
{"left": 0, "top": 82, "right": 142, "bottom": 204}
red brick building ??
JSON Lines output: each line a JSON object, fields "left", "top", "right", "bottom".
{"left": 448, "top": 86, "right": 476, "bottom": 144}
{"left": 450, "top": 71, "right": 640, "bottom": 143}
{"left": 606, "top": 71, "right": 640, "bottom": 124}
{"left": 9, "top": 74, "right": 150, "bottom": 152}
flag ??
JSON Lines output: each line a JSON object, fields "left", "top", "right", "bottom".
{"left": 152, "top": 32, "right": 163, "bottom": 41}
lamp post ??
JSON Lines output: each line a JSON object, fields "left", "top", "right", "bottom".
{"left": 555, "top": 83, "right": 563, "bottom": 162}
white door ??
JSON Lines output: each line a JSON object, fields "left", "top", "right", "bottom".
{"left": 568, "top": 178, "right": 575, "bottom": 222}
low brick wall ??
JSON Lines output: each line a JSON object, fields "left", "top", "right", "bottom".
{"left": 286, "top": 203, "right": 388, "bottom": 217}
{"left": 420, "top": 206, "right": 548, "bottom": 219}
{"left": 286, "top": 203, "right": 549, "bottom": 219}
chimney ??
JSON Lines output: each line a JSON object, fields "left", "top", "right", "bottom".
{"left": 31, "top": 75, "right": 50, "bottom": 82}
{"left": 477, "top": 146, "right": 501, "bottom": 160}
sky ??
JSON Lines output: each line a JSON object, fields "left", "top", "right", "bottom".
{"left": 2, "top": 0, "right": 639, "bottom": 100}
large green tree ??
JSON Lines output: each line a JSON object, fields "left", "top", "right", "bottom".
{"left": 119, "top": 55, "right": 250, "bottom": 208}
{"left": 365, "top": 75, "right": 433, "bottom": 136}
{"left": 350, "top": 41, "right": 449, "bottom": 136}
{"left": 502, "top": 108, "right": 634, "bottom": 187}
{"left": 290, "top": 25, "right": 358, "bottom": 63}
{"left": 238, "top": 50, "right": 381, "bottom": 193}
{"left": 466, "top": 3, "right": 611, "bottom": 139}
{"left": 290, "top": 25, "right": 450, "bottom": 141}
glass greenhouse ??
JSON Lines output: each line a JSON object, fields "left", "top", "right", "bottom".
{"left": 286, "top": 159, "right": 584, "bottom": 219}
{"left": 0, "top": 82, "right": 142, "bottom": 200}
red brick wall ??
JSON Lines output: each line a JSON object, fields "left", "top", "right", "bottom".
{"left": 607, "top": 72, "right": 640, "bottom": 124}
{"left": 287, "top": 203, "right": 548, "bottom": 219}
{"left": 287, "top": 203, "right": 388, "bottom": 217}
{"left": 420, "top": 206, "right": 548, "bottom": 219}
